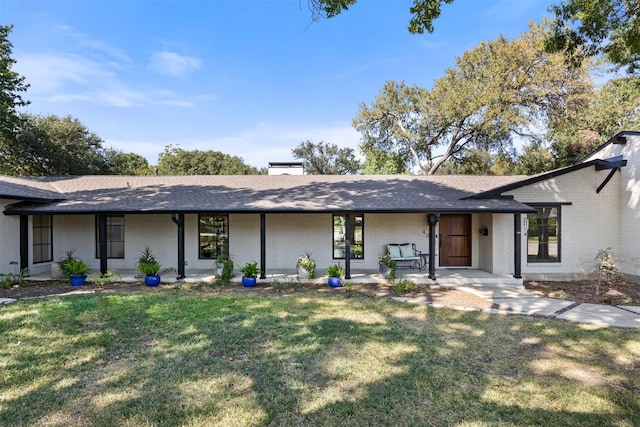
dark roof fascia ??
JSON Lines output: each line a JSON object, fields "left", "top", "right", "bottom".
{"left": 4, "top": 206, "right": 536, "bottom": 216}
{"left": 467, "top": 159, "right": 607, "bottom": 199}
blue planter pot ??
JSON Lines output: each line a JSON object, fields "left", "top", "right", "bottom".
{"left": 70, "top": 275, "right": 86, "bottom": 286}
{"left": 242, "top": 276, "right": 257, "bottom": 287}
{"left": 145, "top": 275, "right": 161, "bottom": 286}
{"left": 328, "top": 277, "right": 342, "bottom": 288}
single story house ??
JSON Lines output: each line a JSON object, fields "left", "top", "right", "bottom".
{"left": 1, "top": 131, "right": 638, "bottom": 283}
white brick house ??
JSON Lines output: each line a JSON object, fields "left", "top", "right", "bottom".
{"left": 1, "top": 131, "right": 638, "bottom": 282}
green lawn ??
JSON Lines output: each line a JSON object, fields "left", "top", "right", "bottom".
{"left": 1, "top": 288, "right": 638, "bottom": 426}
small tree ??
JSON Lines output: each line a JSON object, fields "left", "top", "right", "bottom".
{"left": 594, "top": 248, "right": 621, "bottom": 295}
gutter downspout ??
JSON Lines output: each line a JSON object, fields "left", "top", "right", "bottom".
{"left": 171, "top": 213, "right": 185, "bottom": 279}
{"left": 19, "top": 215, "right": 28, "bottom": 271}
{"left": 98, "top": 214, "right": 108, "bottom": 274}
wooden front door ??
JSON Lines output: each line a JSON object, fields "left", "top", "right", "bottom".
{"left": 439, "top": 214, "right": 471, "bottom": 266}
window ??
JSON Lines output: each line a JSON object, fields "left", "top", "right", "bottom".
{"left": 333, "top": 214, "right": 364, "bottom": 259}
{"left": 199, "top": 215, "right": 229, "bottom": 259}
{"left": 96, "top": 215, "right": 125, "bottom": 259}
{"left": 33, "top": 215, "right": 52, "bottom": 263}
{"left": 527, "top": 206, "right": 560, "bottom": 262}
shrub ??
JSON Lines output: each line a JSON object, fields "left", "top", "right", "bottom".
{"left": 137, "top": 245, "right": 161, "bottom": 276}
{"left": 395, "top": 279, "right": 419, "bottom": 294}
{"left": 240, "top": 261, "right": 259, "bottom": 278}
{"left": 327, "top": 264, "right": 344, "bottom": 278}
{"left": 296, "top": 252, "right": 317, "bottom": 279}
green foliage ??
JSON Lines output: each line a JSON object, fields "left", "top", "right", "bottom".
{"left": 137, "top": 246, "right": 161, "bottom": 277}
{"left": 0, "top": 261, "right": 29, "bottom": 289}
{"left": 436, "top": 149, "right": 516, "bottom": 176}
{"left": 58, "top": 250, "right": 90, "bottom": 277}
{"left": 354, "top": 25, "right": 592, "bottom": 175}
{"left": 327, "top": 263, "right": 344, "bottom": 278}
{"left": 361, "top": 150, "right": 408, "bottom": 174}
{"left": 86, "top": 269, "right": 121, "bottom": 285}
{"left": 0, "top": 25, "right": 30, "bottom": 152}
{"left": 513, "top": 143, "right": 556, "bottom": 175}
{"left": 547, "top": 76, "right": 640, "bottom": 167}
{"left": 107, "top": 152, "right": 153, "bottom": 175}
{"left": 296, "top": 252, "right": 317, "bottom": 279}
{"left": 594, "top": 248, "right": 621, "bottom": 290}
{"left": 5, "top": 114, "right": 111, "bottom": 176}
{"left": 378, "top": 253, "right": 397, "bottom": 280}
{"left": 395, "top": 279, "right": 419, "bottom": 294}
{"left": 308, "top": 0, "right": 454, "bottom": 35}
{"left": 240, "top": 261, "right": 259, "bottom": 278}
{"left": 291, "top": 140, "right": 361, "bottom": 175}
{"left": 545, "top": 0, "right": 640, "bottom": 73}
{"left": 218, "top": 259, "right": 234, "bottom": 283}
{"left": 157, "top": 145, "right": 261, "bottom": 175}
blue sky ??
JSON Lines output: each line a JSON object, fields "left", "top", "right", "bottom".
{"left": 1, "top": 0, "right": 553, "bottom": 169}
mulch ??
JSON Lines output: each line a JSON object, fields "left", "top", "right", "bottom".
{"left": 4, "top": 278, "right": 636, "bottom": 308}
{"left": 0, "top": 279, "right": 495, "bottom": 310}
{"left": 524, "top": 280, "right": 640, "bottom": 306}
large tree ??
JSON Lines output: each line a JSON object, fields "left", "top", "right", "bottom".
{"left": 548, "top": 75, "right": 640, "bottom": 165}
{"left": 157, "top": 146, "right": 260, "bottom": 175}
{"left": 0, "top": 25, "right": 30, "bottom": 150}
{"left": 354, "top": 26, "right": 592, "bottom": 175}
{"left": 545, "top": 0, "right": 640, "bottom": 73}
{"left": 107, "top": 152, "right": 154, "bottom": 175}
{"left": 291, "top": 140, "right": 361, "bottom": 174}
{"left": 3, "top": 114, "right": 112, "bottom": 176}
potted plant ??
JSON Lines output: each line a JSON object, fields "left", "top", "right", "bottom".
{"left": 58, "top": 250, "right": 90, "bottom": 286}
{"left": 240, "top": 261, "right": 259, "bottom": 287}
{"left": 327, "top": 263, "right": 343, "bottom": 287}
{"left": 378, "top": 253, "right": 397, "bottom": 280}
{"left": 137, "top": 246, "right": 161, "bottom": 286}
{"left": 296, "top": 251, "right": 316, "bottom": 279}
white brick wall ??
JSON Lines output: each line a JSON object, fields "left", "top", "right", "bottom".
{"left": 0, "top": 199, "right": 21, "bottom": 275}
{"left": 583, "top": 134, "right": 640, "bottom": 278}
{"left": 505, "top": 166, "right": 621, "bottom": 279}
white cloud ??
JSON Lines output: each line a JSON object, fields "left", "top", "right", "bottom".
{"left": 149, "top": 51, "right": 202, "bottom": 76}
{"left": 106, "top": 122, "right": 362, "bottom": 169}
{"left": 15, "top": 51, "right": 202, "bottom": 108}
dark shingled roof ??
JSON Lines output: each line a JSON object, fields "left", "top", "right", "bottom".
{"left": 0, "top": 175, "right": 65, "bottom": 202}
{"left": 2, "top": 174, "right": 535, "bottom": 214}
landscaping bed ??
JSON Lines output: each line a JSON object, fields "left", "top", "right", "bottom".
{"left": 525, "top": 280, "right": 640, "bottom": 305}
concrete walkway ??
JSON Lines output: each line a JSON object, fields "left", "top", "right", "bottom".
{"left": 395, "top": 282, "right": 640, "bottom": 329}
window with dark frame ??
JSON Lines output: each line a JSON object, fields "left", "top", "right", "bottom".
{"left": 95, "top": 215, "right": 125, "bottom": 259}
{"left": 333, "top": 214, "right": 364, "bottom": 260}
{"left": 199, "top": 214, "right": 229, "bottom": 259}
{"left": 527, "top": 206, "right": 560, "bottom": 262}
{"left": 33, "top": 215, "right": 52, "bottom": 263}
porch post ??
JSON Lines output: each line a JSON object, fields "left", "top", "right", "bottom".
{"left": 19, "top": 215, "right": 28, "bottom": 271}
{"left": 344, "top": 214, "right": 351, "bottom": 280}
{"left": 98, "top": 214, "right": 108, "bottom": 274}
{"left": 171, "top": 213, "right": 185, "bottom": 279}
{"left": 427, "top": 213, "right": 440, "bottom": 280}
{"left": 514, "top": 213, "right": 522, "bottom": 279}
{"left": 260, "top": 213, "right": 266, "bottom": 279}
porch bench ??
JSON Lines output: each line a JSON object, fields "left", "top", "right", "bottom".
{"left": 385, "top": 243, "right": 426, "bottom": 271}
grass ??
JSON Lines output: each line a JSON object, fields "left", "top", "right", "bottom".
{"left": 1, "top": 288, "right": 639, "bottom": 426}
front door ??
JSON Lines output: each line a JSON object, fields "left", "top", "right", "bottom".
{"left": 439, "top": 214, "right": 471, "bottom": 266}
